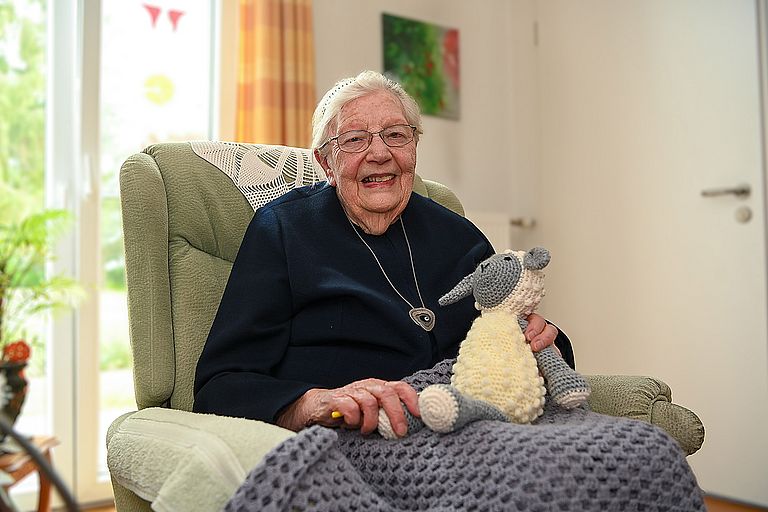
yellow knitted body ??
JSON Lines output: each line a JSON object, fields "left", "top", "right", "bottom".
{"left": 450, "top": 309, "right": 546, "bottom": 424}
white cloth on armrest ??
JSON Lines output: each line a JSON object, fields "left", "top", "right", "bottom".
{"left": 107, "top": 407, "right": 294, "bottom": 512}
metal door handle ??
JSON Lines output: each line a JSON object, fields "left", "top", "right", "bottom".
{"left": 700, "top": 184, "right": 751, "bottom": 198}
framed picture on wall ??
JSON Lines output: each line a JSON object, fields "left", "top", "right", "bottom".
{"left": 382, "top": 13, "right": 460, "bottom": 120}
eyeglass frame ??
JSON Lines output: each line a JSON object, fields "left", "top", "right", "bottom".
{"left": 318, "top": 124, "right": 418, "bottom": 153}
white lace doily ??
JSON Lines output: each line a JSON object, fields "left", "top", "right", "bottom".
{"left": 189, "top": 141, "right": 326, "bottom": 211}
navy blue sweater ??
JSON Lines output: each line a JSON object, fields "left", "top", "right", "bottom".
{"left": 193, "top": 184, "right": 572, "bottom": 422}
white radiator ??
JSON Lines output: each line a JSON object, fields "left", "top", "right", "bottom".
{"left": 465, "top": 211, "right": 535, "bottom": 252}
{"left": 465, "top": 211, "right": 512, "bottom": 251}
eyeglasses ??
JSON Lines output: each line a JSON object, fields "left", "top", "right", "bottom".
{"left": 319, "top": 124, "right": 417, "bottom": 153}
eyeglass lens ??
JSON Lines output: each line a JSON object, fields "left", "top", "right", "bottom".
{"left": 336, "top": 125, "right": 414, "bottom": 153}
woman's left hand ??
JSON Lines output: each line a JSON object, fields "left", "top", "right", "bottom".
{"left": 524, "top": 313, "right": 558, "bottom": 352}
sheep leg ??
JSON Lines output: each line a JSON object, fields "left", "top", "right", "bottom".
{"left": 419, "top": 384, "right": 508, "bottom": 433}
{"left": 377, "top": 405, "right": 425, "bottom": 440}
{"left": 534, "top": 346, "right": 591, "bottom": 409}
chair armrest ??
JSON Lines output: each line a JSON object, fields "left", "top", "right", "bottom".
{"left": 585, "top": 374, "right": 705, "bottom": 456}
{"left": 107, "top": 408, "right": 294, "bottom": 512}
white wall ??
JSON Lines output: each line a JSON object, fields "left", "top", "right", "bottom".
{"left": 313, "top": 0, "right": 541, "bottom": 232}
{"left": 318, "top": 2, "right": 768, "bottom": 505}
{"left": 224, "top": 1, "right": 768, "bottom": 504}
{"left": 533, "top": 1, "right": 768, "bottom": 505}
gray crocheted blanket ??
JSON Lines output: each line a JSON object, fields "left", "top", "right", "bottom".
{"left": 224, "top": 360, "right": 705, "bottom": 511}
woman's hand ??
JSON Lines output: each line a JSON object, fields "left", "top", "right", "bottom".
{"left": 524, "top": 313, "right": 559, "bottom": 352}
{"left": 276, "top": 378, "right": 419, "bottom": 437}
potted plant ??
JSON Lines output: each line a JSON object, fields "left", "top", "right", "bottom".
{"left": 0, "top": 205, "right": 82, "bottom": 430}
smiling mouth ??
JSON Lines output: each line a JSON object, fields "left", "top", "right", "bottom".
{"left": 362, "top": 174, "right": 395, "bottom": 183}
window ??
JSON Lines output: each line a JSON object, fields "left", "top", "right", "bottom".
{"left": 1, "top": 0, "right": 219, "bottom": 505}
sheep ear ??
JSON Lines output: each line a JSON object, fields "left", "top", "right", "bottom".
{"left": 524, "top": 247, "right": 550, "bottom": 270}
{"left": 439, "top": 274, "right": 474, "bottom": 306}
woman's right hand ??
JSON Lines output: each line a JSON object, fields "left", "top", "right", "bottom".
{"left": 276, "top": 378, "right": 419, "bottom": 437}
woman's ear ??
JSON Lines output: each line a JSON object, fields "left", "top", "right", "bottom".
{"left": 314, "top": 149, "right": 336, "bottom": 186}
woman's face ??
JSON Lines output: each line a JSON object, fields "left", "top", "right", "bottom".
{"left": 317, "top": 90, "right": 416, "bottom": 230}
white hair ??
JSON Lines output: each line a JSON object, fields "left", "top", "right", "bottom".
{"left": 311, "top": 70, "right": 423, "bottom": 155}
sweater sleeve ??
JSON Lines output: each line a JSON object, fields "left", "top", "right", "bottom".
{"left": 553, "top": 328, "right": 576, "bottom": 369}
{"left": 193, "top": 207, "right": 315, "bottom": 422}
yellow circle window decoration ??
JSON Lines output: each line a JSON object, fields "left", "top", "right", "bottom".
{"left": 144, "top": 75, "right": 174, "bottom": 105}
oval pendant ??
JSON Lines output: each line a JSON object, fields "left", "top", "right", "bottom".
{"left": 409, "top": 307, "right": 435, "bottom": 331}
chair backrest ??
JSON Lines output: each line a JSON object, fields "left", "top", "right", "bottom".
{"left": 119, "top": 141, "right": 465, "bottom": 411}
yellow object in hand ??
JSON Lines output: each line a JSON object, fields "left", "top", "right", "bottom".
{"left": 331, "top": 411, "right": 343, "bottom": 419}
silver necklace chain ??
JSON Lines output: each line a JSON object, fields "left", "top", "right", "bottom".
{"left": 347, "top": 216, "right": 435, "bottom": 331}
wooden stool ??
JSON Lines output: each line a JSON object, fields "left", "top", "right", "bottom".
{"left": 0, "top": 436, "right": 59, "bottom": 512}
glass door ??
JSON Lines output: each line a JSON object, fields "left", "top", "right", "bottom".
{"left": 1, "top": 1, "right": 56, "bottom": 508}
{"left": 84, "top": 0, "right": 218, "bottom": 501}
{"left": 2, "top": 0, "right": 219, "bottom": 506}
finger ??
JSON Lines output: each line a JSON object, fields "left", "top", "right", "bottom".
{"left": 379, "top": 382, "right": 419, "bottom": 438}
{"left": 531, "top": 324, "right": 558, "bottom": 352}
{"left": 375, "top": 384, "right": 410, "bottom": 437}
{"left": 386, "top": 381, "right": 420, "bottom": 417}
{"left": 346, "top": 388, "right": 381, "bottom": 434}
{"left": 330, "top": 394, "right": 362, "bottom": 428}
{"left": 347, "top": 378, "right": 388, "bottom": 391}
{"left": 524, "top": 313, "right": 547, "bottom": 340}
{"left": 329, "top": 378, "right": 384, "bottom": 427}
{"left": 358, "top": 382, "right": 408, "bottom": 435}
{"left": 379, "top": 398, "right": 407, "bottom": 437}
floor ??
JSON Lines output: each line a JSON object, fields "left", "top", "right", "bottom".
{"left": 82, "top": 496, "right": 768, "bottom": 511}
{"left": 80, "top": 503, "right": 116, "bottom": 511}
{"left": 705, "top": 496, "right": 768, "bottom": 512}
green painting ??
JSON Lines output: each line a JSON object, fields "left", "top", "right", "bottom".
{"left": 383, "top": 13, "right": 460, "bottom": 120}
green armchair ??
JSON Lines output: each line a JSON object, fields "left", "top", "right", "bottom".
{"left": 106, "top": 142, "right": 704, "bottom": 512}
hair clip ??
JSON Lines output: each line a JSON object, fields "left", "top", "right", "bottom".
{"left": 320, "top": 78, "right": 356, "bottom": 117}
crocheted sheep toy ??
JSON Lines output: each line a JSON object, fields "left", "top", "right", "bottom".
{"left": 378, "top": 248, "right": 591, "bottom": 438}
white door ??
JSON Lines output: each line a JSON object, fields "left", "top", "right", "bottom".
{"left": 534, "top": 0, "right": 768, "bottom": 505}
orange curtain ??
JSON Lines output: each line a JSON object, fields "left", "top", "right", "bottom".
{"left": 236, "top": 0, "right": 316, "bottom": 146}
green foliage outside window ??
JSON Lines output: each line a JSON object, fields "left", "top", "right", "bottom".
{"left": 0, "top": 0, "right": 46, "bottom": 208}
{"left": 1, "top": 0, "right": 49, "bottom": 374}
{"left": 1, "top": 1, "right": 130, "bottom": 373}
{"left": 101, "top": 196, "right": 126, "bottom": 291}
{"left": 0, "top": 208, "right": 83, "bottom": 350}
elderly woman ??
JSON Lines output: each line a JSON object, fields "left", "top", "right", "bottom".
{"left": 196, "top": 71, "right": 705, "bottom": 512}
{"left": 193, "top": 70, "right": 572, "bottom": 437}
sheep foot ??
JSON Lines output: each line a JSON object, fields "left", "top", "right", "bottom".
{"left": 419, "top": 384, "right": 508, "bottom": 433}
{"left": 377, "top": 405, "right": 424, "bottom": 440}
